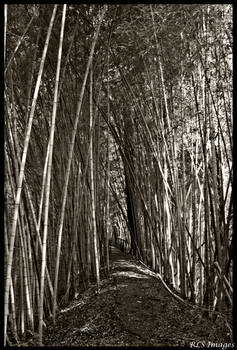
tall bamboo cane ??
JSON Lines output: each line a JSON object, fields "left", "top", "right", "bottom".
{"left": 89, "top": 61, "right": 100, "bottom": 287}
{"left": 38, "top": 5, "right": 66, "bottom": 344}
{"left": 52, "top": 5, "right": 107, "bottom": 322}
{"left": 4, "top": 4, "right": 7, "bottom": 64}
{"left": 4, "top": 6, "right": 57, "bottom": 346}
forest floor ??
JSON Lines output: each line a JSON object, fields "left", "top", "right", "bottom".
{"left": 39, "top": 247, "right": 232, "bottom": 347}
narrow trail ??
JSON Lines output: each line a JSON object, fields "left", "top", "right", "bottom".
{"left": 42, "top": 247, "right": 231, "bottom": 347}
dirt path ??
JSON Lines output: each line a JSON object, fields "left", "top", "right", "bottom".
{"left": 42, "top": 247, "right": 231, "bottom": 347}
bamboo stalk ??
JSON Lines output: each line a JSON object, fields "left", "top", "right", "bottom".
{"left": 4, "top": 6, "right": 57, "bottom": 345}
{"left": 4, "top": 4, "right": 7, "bottom": 64}
{"left": 53, "top": 5, "right": 107, "bottom": 322}
{"left": 89, "top": 62, "right": 100, "bottom": 287}
{"left": 39, "top": 5, "right": 66, "bottom": 343}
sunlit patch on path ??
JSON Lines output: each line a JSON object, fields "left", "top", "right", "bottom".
{"left": 43, "top": 246, "right": 231, "bottom": 347}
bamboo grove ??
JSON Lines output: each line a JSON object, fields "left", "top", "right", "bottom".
{"left": 4, "top": 4, "right": 232, "bottom": 345}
